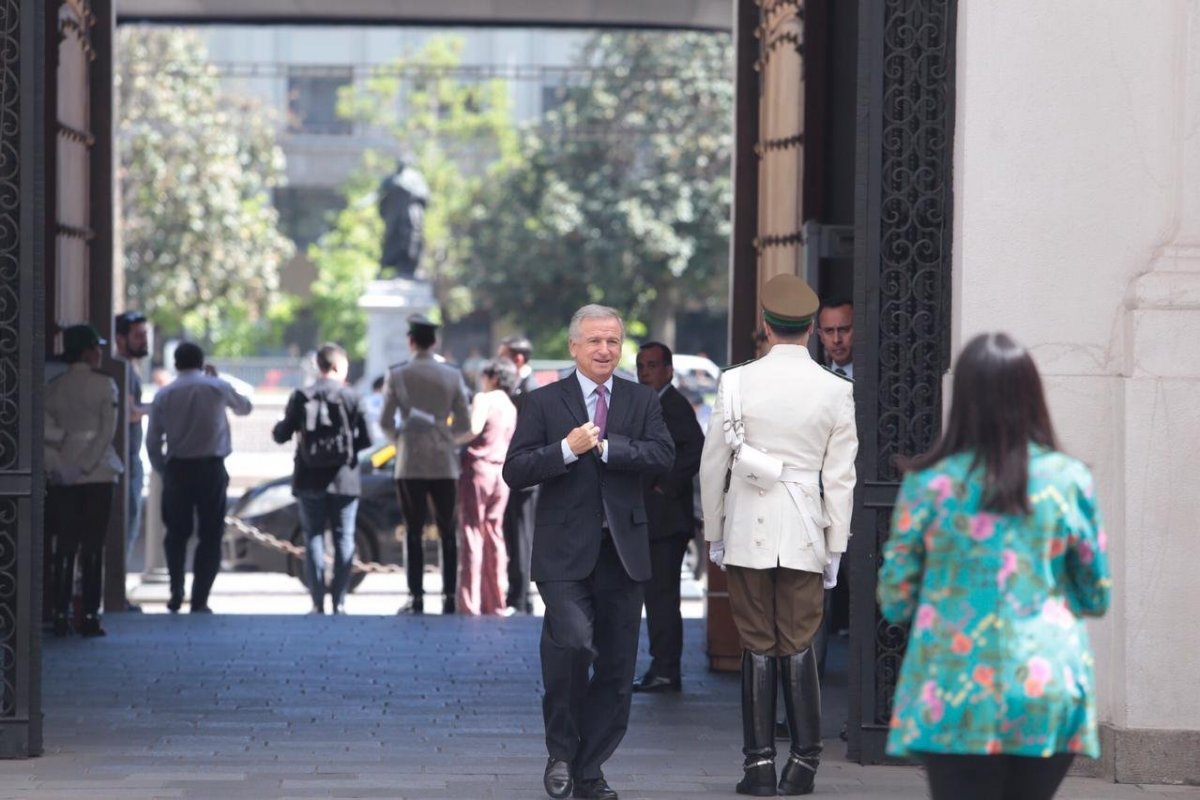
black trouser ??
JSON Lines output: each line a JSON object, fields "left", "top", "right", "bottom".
{"left": 397, "top": 478, "right": 458, "bottom": 602}
{"left": 642, "top": 533, "right": 689, "bottom": 679}
{"left": 503, "top": 485, "right": 536, "bottom": 612}
{"left": 46, "top": 483, "right": 114, "bottom": 618}
{"left": 161, "top": 457, "right": 229, "bottom": 608}
{"left": 537, "top": 535, "right": 643, "bottom": 782}
{"left": 918, "top": 753, "right": 1075, "bottom": 800}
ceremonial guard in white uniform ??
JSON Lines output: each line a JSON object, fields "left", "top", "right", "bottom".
{"left": 699, "top": 274, "right": 858, "bottom": 796}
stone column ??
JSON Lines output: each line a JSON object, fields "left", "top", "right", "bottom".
{"left": 755, "top": 0, "right": 806, "bottom": 295}
{"left": 1108, "top": 2, "right": 1200, "bottom": 784}
{"left": 358, "top": 277, "right": 437, "bottom": 386}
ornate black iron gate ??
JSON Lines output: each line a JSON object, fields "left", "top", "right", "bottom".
{"left": 0, "top": 0, "right": 48, "bottom": 759}
{"left": 847, "top": 0, "right": 957, "bottom": 763}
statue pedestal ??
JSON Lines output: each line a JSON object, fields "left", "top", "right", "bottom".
{"left": 358, "top": 277, "right": 437, "bottom": 385}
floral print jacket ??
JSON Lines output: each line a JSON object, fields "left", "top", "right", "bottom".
{"left": 878, "top": 446, "right": 1111, "bottom": 758}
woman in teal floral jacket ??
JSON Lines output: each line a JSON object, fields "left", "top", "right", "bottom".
{"left": 878, "top": 332, "right": 1111, "bottom": 800}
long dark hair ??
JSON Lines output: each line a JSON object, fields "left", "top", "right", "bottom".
{"left": 900, "top": 332, "right": 1058, "bottom": 515}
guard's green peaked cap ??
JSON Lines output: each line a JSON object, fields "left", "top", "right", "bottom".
{"left": 762, "top": 274, "right": 819, "bottom": 327}
{"left": 407, "top": 313, "right": 439, "bottom": 334}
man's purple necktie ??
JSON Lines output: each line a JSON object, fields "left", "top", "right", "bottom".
{"left": 593, "top": 385, "right": 608, "bottom": 440}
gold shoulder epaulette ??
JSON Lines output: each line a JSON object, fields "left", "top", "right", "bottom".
{"left": 721, "top": 358, "right": 756, "bottom": 373}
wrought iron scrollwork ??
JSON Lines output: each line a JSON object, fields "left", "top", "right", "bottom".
{"left": 0, "top": 0, "right": 20, "bottom": 725}
{"left": 859, "top": 0, "right": 957, "bottom": 744}
{"left": 876, "top": 0, "right": 954, "bottom": 483}
{"left": 0, "top": 499, "right": 15, "bottom": 717}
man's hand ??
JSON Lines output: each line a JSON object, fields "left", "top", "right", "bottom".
{"left": 565, "top": 422, "right": 601, "bottom": 455}
{"left": 708, "top": 540, "right": 726, "bottom": 571}
{"left": 823, "top": 553, "right": 842, "bottom": 590}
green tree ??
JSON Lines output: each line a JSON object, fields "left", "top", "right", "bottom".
{"left": 117, "top": 27, "right": 294, "bottom": 354}
{"left": 466, "top": 31, "right": 733, "bottom": 348}
{"left": 304, "top": 154, "right": 387, "bottom": 361}
{"left": 306, "top": 36, "right": 520, "bottom": 352}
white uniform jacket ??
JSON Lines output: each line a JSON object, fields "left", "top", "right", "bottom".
{"left": 44, "top": 362, "right": 124, "bottom": 483}
{"left": 699, "top": 344, "right": 857, "bottom": 573}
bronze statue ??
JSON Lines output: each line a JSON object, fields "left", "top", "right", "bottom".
{"left": 378, "top": 160, "right": 430, "bottom": 279}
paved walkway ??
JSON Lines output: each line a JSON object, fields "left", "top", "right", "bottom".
{"left": 4, "top": 613, "right": 1197, "bottom": 799}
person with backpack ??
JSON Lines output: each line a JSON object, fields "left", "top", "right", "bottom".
{"left": 273, "top": 343, "right": 372, "bottom": 615}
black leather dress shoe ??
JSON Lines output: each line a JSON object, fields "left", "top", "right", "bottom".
{"left": 397, "top": 600, "right": 424, "bottom": 615}
{"left": 543, "top": 758, "right": 572, "bottom": 799}
{"left": 190, "top": 605, "right": 213, "bottom": 614}
{"left": 166, "top": 594, "right": 183, "bottom": 613}
{"left": 632, "top": 673, "right": 681, "bottom": 693}
{"left": 572, "top": 777, "right": 618, "bottom": 800}
{"left": 80, "top": 614, "right": 107, "bottom": 637}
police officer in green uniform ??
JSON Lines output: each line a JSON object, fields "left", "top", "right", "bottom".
{"left": 44, "top": 324, "right": 124, "bottom": 637}
{"left": 381, "top": 314, "right": 472, "bottom": 614}
{"left": 699, "top": 275, "right": 858, "bottom": 796}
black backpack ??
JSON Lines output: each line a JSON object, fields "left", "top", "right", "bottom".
{"left": 297, "top": 388, "right": 354, "bottom": 469}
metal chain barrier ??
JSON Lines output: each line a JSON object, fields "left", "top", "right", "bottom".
{"left": 224, "top": 515, "right": 407, "bottom": 575}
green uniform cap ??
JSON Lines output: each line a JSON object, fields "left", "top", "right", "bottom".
{"left": 407, "top": 313, "right": 439, "bottom": 336}
{"left": 62, "top": 323, "right": 107, "bottom": 358}
{"left": 761, "top": 274, "right": 819, "bottom": 329}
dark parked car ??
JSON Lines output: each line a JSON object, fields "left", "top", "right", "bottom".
{"left": 225, "top": 444, "right": 415, "bottom": 591}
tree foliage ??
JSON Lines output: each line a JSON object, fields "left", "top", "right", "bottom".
{"left": 117, "top": 27, "right": 294, "bottom": 354}
{"left": 465, "top": 31, "right": 733, "bottom": 348}
{"left": 303, "top": 155, "right": 386, "bottom": 361}
{"left": 306, "top": 36, "right": 519, "bottom": 352}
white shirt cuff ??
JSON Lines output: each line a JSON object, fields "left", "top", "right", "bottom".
{"left": 561, "top": 438, "right": 578, "bottom": 465}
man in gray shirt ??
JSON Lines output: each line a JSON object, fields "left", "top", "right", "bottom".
{"left": 147, "top": 342, "right": 253, "bottom": 613}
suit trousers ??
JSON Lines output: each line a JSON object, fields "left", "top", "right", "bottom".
{"left": 503, "top": 486, "right": 536, "bottom": 612}
{"left": 727, "top": 565, "right": 824, "bottom": 657}
{"left": 161, "top": 457, "right": 229, "bottom": 608}
{"left": 643, "top": 534, "right": 690, "bottom": 679}
{"left": 397, "top": 478, "right": 458, "bottom": 602}
{"left": 457, "top": 463, "right": 509, "bottom": 615}
{"left": 46, "top": 482, "right": 114, "bottom": 617}
{"left": 537, "top": 534, "right": 644, "bottom": 782}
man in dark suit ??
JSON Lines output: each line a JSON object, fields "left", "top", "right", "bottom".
{"left": 503, "top": 305, "right": 674, "bottom": 800}
{"left": 498, "top": 335, "right": 539, "bottom": 614}
{"left": 632, "top": 341, "right": 704, "bottom": 693}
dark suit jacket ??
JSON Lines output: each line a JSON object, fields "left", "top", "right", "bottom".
{"left": 642, "top": 384, "right": 703, "bottom": 539}
{"left": 502, "top": 372, "right": 674, "bottom": 583}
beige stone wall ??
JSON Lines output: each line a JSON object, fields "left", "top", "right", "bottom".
{"left": 954, "top": 0, "right": 1200, "bottom": 776}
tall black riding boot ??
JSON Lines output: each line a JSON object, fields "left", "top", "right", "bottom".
{"left": 79, "top": 549, "right": 107, "bottom": 637}
{"left": 51, "top": 548, "right": 77, "bottom": 636}
{"left": 778, "top": 648, "right": 822, "bottom": 795}
{"left": 736, "top": 650, "right": 778, "bottom": 796}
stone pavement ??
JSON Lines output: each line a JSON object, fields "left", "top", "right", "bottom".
{"left": 3, "top": 614, "right": 1197, "bottom": 800}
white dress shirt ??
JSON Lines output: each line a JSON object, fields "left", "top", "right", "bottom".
{"left": 561, "top": 370, "right": 614, "bottom": 465}
{"left": 147, "top": 370, "right": 253, "bottom": 471}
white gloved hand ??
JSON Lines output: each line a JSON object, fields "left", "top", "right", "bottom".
{"left": 708, "top": 540, "right": 727, "bottom": 572}
{"left": 823, "top": 552, "right": 842, "bottom": 590}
